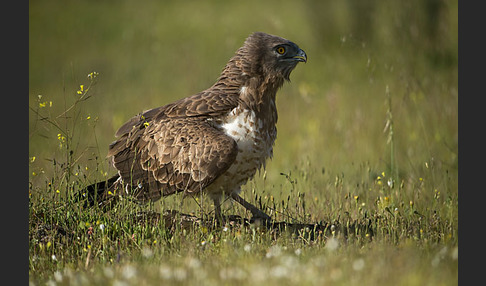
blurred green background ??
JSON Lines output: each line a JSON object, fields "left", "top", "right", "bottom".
{"left": 29, "top": 0, "right": 457, "bottom": 188}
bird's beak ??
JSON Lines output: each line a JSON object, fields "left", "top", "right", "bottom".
{"left": 293, "top": 49, "right": 307, "bottom": 63}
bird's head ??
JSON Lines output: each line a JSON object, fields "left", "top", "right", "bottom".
{"left": 240, "top": 32, "right": 307, "bottom": 82}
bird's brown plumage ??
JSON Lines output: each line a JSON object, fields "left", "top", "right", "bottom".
{"left": 95, "top": 32, "right": 306, "bottom": 218}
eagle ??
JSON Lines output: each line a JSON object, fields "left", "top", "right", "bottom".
{"left": 84, "top": 32, "right": 307, "bottom": 221}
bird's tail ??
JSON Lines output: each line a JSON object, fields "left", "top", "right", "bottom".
{"left": 78, "top": 175, "right": 121, "bottom": 209}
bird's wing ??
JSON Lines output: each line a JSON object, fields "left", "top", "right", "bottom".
{"left": 114, "top": 89, "right": 240, "bottom": 137}
{"left": 107, "top": 116, "right": 237, "bottom": 202}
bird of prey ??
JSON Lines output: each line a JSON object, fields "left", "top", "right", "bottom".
{"left": 84, "top": 32, "right": 307, "bottom": 221}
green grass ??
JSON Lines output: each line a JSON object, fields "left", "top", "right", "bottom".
{"left": 29, "top": 0, "right": 457, "bottom": 285}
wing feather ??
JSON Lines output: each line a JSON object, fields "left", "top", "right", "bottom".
{"left": 106, "top": 87, "right": 240, "bottom": 203}
{"left": 108, "top": 116, "right": 237, "bottom": 203}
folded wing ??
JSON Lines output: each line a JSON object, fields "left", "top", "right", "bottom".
{"left": 108, "top": 115, "right": 237, "bottom": 202}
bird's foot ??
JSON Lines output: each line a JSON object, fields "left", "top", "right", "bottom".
{"left": 249, "top": 210, "right": 272, "bottom": 227}
{"left": 230, "top": 192, "right": 273, "bottom": 227}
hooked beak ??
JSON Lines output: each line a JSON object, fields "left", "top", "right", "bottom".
{"left": 292, "top": 48, "right": 307, "bottom": 63}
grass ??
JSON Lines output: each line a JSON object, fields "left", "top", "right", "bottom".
{"left": 29, "top": 0, "right": 457, "bottom": 285}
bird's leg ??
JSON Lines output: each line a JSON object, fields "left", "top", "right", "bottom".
{"left": 212, "top": 196, "right": 224, "bottom": 225}
{"left": 230, "top": 192, "right": 272, "bottom": 221}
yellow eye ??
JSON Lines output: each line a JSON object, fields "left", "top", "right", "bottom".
{"left": 276, "top": 46, "right": 286, "bottom": 55}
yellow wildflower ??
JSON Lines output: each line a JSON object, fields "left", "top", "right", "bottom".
{"left": 87, "top": 71, "right": 99, "bottom": 79}
{"left": 77, "top": 84, "right": 84, "bottom": 95}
